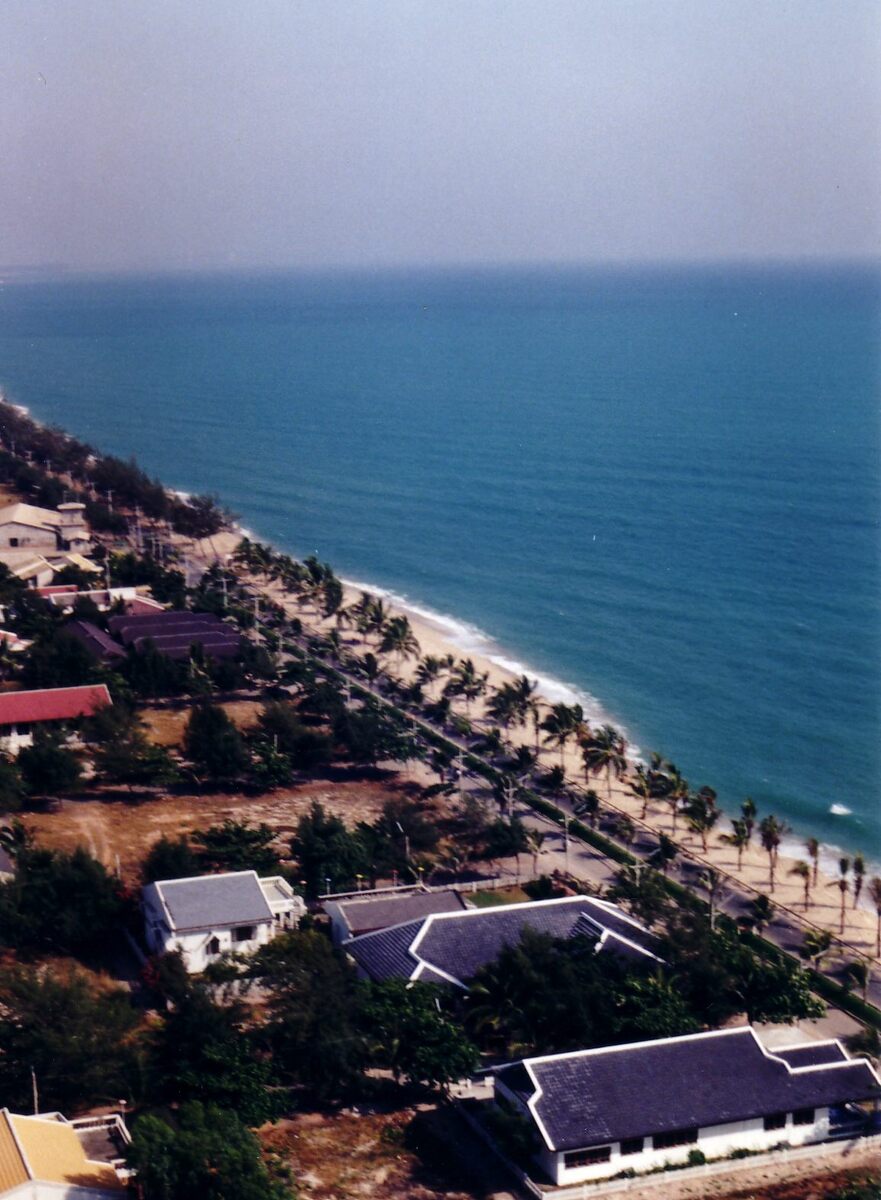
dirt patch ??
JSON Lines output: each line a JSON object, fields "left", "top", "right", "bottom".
{"left": 619, "top": 1154, "right": 881, "bottom": 1200}
{"left": 139, "top": 699, "right": 264, "bottom": 748}
{"left": 24, "top": 774, "right": 421, "bottom": 881}
{"left": 260, "top": 1108, "right": 476, "bottom": 1200}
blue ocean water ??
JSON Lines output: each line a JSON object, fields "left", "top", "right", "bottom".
{"left": 0, "top": 264, "right": 878, "bottom": 856}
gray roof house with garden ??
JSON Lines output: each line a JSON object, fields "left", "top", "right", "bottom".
{"left": 345, "top": 895, "right": 660, "bottom": 988}
{"left": 142, "top": 870, "right": 305, "bottom": 973}
{"left": 491, "top": 1027, "right": 881, "bottom": 1186}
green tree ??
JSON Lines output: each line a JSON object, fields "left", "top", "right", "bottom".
{"left": 607, "top": 865, "right": 670, "bottom": 927}
{"left": 255, "top": 702, "right": 331, "bottom": 769}
{"left": 151, "top": 986, "right": 281, "bottom": 1125}
{"left": 18, "top": 729, "right": 83, "bottom": 796}
{"left": 93, "top": 730, "right": 179, "bottom": 791}
{"left": 127, "top": 1103, "right": 293, "bottom": 1200}
{"left": 789, "top": 860, "right": 812, "bottom": 909}
{"left": 183, "top": 703, "right": 249, "bottom": 783}
{"left": 720, "top": 818, "right": 750, "bottom": 871}
{"left": 251, "top": 930, "right": 364, "bottom": 1101}
{"left": 0, "top": 963, "right": 138, "bottom": 1112}
{"left": 684, "top": 787, "right": 720, "bottom": 853}
{"left": 359, "top": 979, "right": 478, "bottom": 1091}
{"left": 290, "top": 801, "right": 369, "bottom": 898}
{"left": 582, "top": 724, "right": 627, "bottom": 801}
{"left": 143, "top": 835, "right": 200, "bottom": 883}
{"left": 193, "top": 820, "right": 280, "bottom": 874}
{"left": 758, "top": 814, "right": 787, "bottom": 892}
{"left": 0, "top": 757, "right": 26, "bottom": 814}
{"left": 541, "top": 702, "right": 586, "bottom": 769}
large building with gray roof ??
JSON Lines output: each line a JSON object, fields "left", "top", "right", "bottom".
{"left": 493, "top": 1027, "right": 881, "bottom": 1185}
{"left": 142, "top": 869, "right": 305, "bottom": 972}
{"left": 345, "top": 895, "right": 660, "bottom": 989}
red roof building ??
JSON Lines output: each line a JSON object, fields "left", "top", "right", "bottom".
{"left": 0, "top": 684, "right": 111, "bottom": 730}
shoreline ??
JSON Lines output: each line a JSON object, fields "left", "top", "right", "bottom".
{"left": 223, "top": 530, "right": 880, "bottom": 960}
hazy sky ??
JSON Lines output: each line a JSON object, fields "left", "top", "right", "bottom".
{"left": 2, "top": 1, "right": 879, "bottom": 273}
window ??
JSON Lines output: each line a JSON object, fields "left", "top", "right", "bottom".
{"left": 792, "top": 1108, "right": 815, "bottom": 1126}
{"left": 620, "top": 1137, "right": 644, "bottom": 1156}
{"left": 652, "top": 1128, "right": 698, "bottom": 1151}
{"left": 8, "top": 538, "right": 18, "bottom": 548}
{"left": 763, "top": 1112, "right": 787, "bottom": 1131}
{"left": 233, "top": 925, "right": 256, "bottom": 942}
{"left": 207, "top": 936, "right": 221, "bottom": 956}
{"left": 564, "top": 1146, "right": 612, "bottom": 1169}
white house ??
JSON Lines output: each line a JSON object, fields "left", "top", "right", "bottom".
{"left": 0, "top": 1107, "right": 129, "bottom": 1198}
{"left": 0, "top": 502, "right": 91, "bottom": 556}
{"left": 142, "top": 870, "right": 305, "bottom": 973}
{"left": 491, "top": 1027, "right": 881, "bottom": 1186}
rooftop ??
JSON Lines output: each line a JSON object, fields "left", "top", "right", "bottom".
{"left": 0, "top": 683, "right": 111, "bottom": 728}
{"left": 346, "top": 895, "right": 660, "bottom": 988}
{"left": 0, "top": 1110, "right": 124, "bottom": 1194}
{"left": 147, "top": 870, "right": 275, "bottom": 932}
{"left": 331, "top": 888, "right": 467, "bottom": 937}
{"left": 497, "top": 1028, "right": 881, "bottom": 1152}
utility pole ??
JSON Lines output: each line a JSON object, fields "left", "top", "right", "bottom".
{"left": 563, "top": 813, "right": 570, "bottom": 874}
{"left": 30, "top": 1067, "right": 38, "bottom": 1115}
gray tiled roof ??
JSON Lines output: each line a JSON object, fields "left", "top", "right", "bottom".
{"left": 336, "top": 889, "right": 467, "bottom": 936}
{"left": 346, "top": 896, "right": 659, "bottom": 987}
{"left": 512, "top": 1029, "right": 880, "bottom": 1151}
{"left": 774, "top": 1042, "right": 848, "bottom": 1068}
{"left": 151, "top": 872, "right": 273, "bottom": 932}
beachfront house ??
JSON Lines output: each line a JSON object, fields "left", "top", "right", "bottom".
{"left": 345, "top": 895, "right": 660, "bottom": 988}
{"left": 0, "top": 501, "right": 91, "bottom": 556}
{"left": 324, "top": 886, "right": 468, "bottom": 945}
{"left": 142, "top": 870, "right": 305, "bottom": 973}
{"left": 491, "top": 1027, "right": 881, "bottom": 1186}
{"left": 0, "top": 1107, "right": 130, "bottom": 1197}
{"left": 0, "top": 684, "right": 111, "bottom": 755}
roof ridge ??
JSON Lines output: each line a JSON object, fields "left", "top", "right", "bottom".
{"left": 523, "top": 1025, "right": 755, "bottom": 1069}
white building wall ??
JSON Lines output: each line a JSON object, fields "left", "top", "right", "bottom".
{"left": 0, "top": 522, "right": 58, "bottom": 550}
{"left": 547, "top": 1109, "right": 830, "bottom": 1185}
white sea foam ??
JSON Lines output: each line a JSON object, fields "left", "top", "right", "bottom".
{"left": 828, "top": 803, "right": 852, "bottom": 816}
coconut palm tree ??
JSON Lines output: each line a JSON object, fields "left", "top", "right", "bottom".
{"left": 829, "top": 857, "right": 850, "bottom": 935}
{"left": 541, "top": 702, "right": 586, "bottom": 769}
{"left": 573, "top": 789, "right": 601, "bottom": 829}
{"left": 525, "top": 828, "right": 546, "bottom": 874}
{"left": 806, "top": 837, "right": 820, "bottom": 887}
{"left": 664, "top": 766, "right": 689, "bottom": 835}
{"left": 869, "top": 877, "right": 881, "bottom": 958}
{"left": 789, "top": 860, "right": 812, "bottom": 910}
{"left": 750, "top": 894, "right": 774, "bottom": 935}
{"left": 758, "top": 814, "right": 787, "bottom": 892}
{"left": 527, "top": 697, "right": 545, "bottom": 755}
{"left": 720, "top": 818, "right": 750, "bottom": 871}
{"left": 509, "top": 675, "right": 539, "bottom": 728}
{"left": 685, "top": 786, "right": 720, "bottom": 854}
{"left": 852, "top": 853, "right": 865, "bottom": 910}
{"left": 629, "top": 765, "right": 652, "bottom": 820}
{"left": 379, "top": 615, "right": 420, "bottom": 669}
{"left": 699, "top": 868, "right": 724, "bottom": 930}
{"left": 415, "top": 655, "right": 443, "bottom": 695}
{"left": 445, "top": 658, "right": 488, "bottom": 714}
{"left": 615, "top": 814, "right": 636, "bottom": 851}
{"left": 486, "top": 683, "right": 521, "bottom": 730}
{"left": 582, "top": 724, "right": 627, "bottom": 802}
{"left": 843, "top": 959, "right": 870, "bottom": 1003}
{"left": 648, "top": 833, "right": 677, "bottom": 876}
{"left": 741, "top": 797, "right": 757, "bottom": 842}
{"left": 801, "top": 928, "right": 832, "bottom": 970}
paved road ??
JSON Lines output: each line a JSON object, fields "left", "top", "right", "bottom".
{"left": 256, "top": 609, "right": 881, "bottom": 1014}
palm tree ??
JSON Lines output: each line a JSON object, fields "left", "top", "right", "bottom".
{"left": 789, "top": 860, "right": 812, "bottom": 910}
{"left": 801, "top": 928, "right": 832, "bottom": 970}
{"left": 750, "top": 894, "right": 774, "bottom": 935}
{"left": 806, "top": 837, "right": 820, "bottom": 887}
{"left": 379, "top": 615, "right": 420, "bottom": 669}
{"left": 852, "top": 853, "right": 865, "bottom": 910}
{"left": 582, "top": 724, "right": 627, "bottom": 802}
{"left": 415, "top": 655, "right": 443, "bottom": 695}
{"left": 366, "top": 597, "right": 390, "bottom": 643}
{"left": 758, "top": 814, "right": 787, "bottom": 892}
{"left": 720, "top": 818, "right": 750, "bottom": 871}
{"left": 664, "top": 766, "right": 689, "bottom": 834}
{"left": 869, "top": 877, "right": 881, "bottom": 958}
{"left": 541, "top": 702, "right": 586, "bottom": 768}
{"left": 741, "top": 797, "right": 757, "bottom": 842}
{"left": 486, "top": 683, "right": 520, "bottom": 730}
{"left": 699, "top": 868, "right": 723, "bottom": 930}
{"left": 843, "top": 959, "right": 869, "bottom": 1002}
{"left": 527, "top": 698, "right": 544, "bottom": 755}
{"left": 629, "top": 765, "right": 652, "bottom": 820}
{"left": 445, "top": 659, "right": 488, "bottom": 714}
{"left": 615, "top": 814, "right": 636, "bottom": 851}
{"left": 685, "top": 786, "right": 720, "bottom": 854}
{"left": 829, "top": 857, "right": 850, "bottom": 935}
{"left": 525, "top": 828, "right": 546, "bottom": 874}
{"left": 573, "top": 789, "right": 601, "bottom": 829}
{"left": 648, "top": 833, "right": 677, "bottom": 876}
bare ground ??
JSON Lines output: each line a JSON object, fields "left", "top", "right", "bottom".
{"left": 24, "top": 772, "right": 426, "bottom": 882}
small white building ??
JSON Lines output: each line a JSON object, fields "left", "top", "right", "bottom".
{"left": 142, "top": 870, "right": 305, "bottom": 973}
{"left": 491, "top": 1027, "right": 881, "bottom": 1186}
{"left": 0, "top": 501, "right": 90, "bottom": 556}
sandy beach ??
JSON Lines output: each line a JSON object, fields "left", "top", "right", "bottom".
{"left": 197, "top": 537, "right": 878, "bottom": 966}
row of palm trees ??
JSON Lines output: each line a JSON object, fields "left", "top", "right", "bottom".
{"left": 236, "top": 542, "right": 881, "bottom": 959}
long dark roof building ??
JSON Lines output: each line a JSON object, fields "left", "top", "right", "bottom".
{"left": 496, "top": 1028, "right": 881, "bottom": 1152}
{"left": 346, "top": 895, "right": 661, "bottom": 988}
{"left": 105, "top": 610, "right": 243, "bottom": 661}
